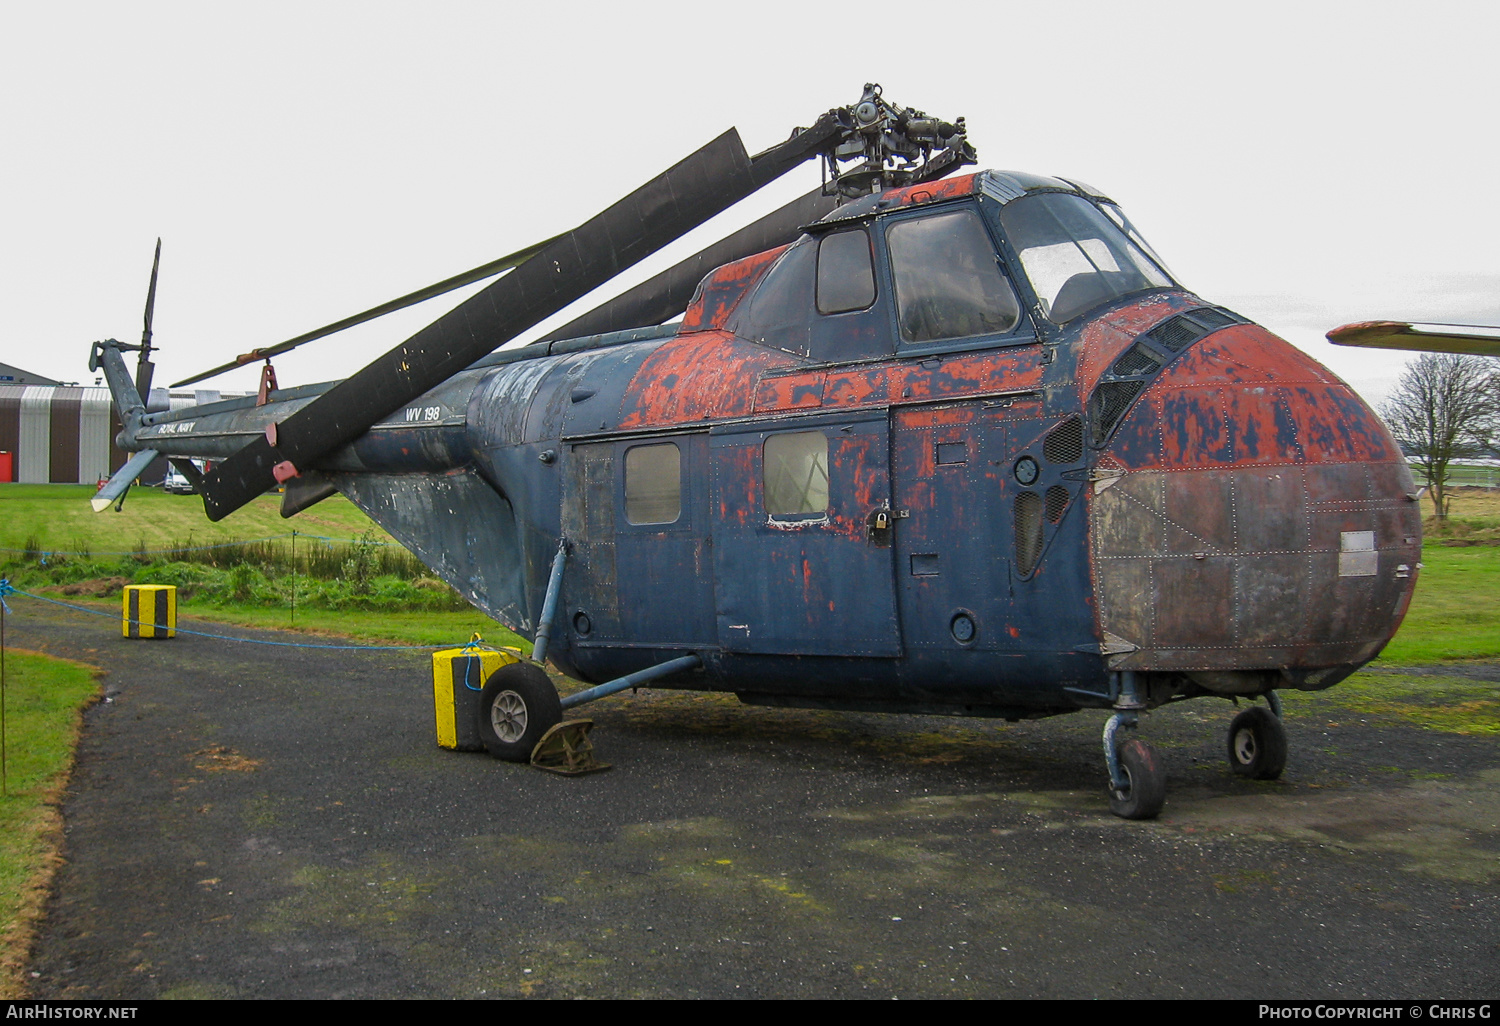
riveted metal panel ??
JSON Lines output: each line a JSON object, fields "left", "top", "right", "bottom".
{"left": 560, "top": 443, "right": 620, "bottom": 642}
{"left": 710, "top": 411, "right": 899, "bottom": 656}
{"left": 333, "top": 468, "right": 527, "bottom": 632}
{"left": 1090, "top": 320, "right": 1422, "bottom": 672}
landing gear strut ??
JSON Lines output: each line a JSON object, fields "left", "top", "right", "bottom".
{"left": 1103, "top": 670, "right": 1166, "bottom": 820}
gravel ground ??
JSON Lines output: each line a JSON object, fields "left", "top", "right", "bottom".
{"left": 8, "top": 598, "right": 1499, "bottom": 999}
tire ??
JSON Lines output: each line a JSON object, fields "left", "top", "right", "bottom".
{"left": 1227, "top": 705, "right": 1287, "bottom": 780}
{"left": 477, "top": 662, "right": 562, "bottom": 762}
{"left": 1108, "top": 737, "right": 1166, "bottom": 820}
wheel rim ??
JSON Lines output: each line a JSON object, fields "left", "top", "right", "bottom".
{"left": 1114, "top": 764, "right": 1133, "bottom": 801}
{"left": 490, "top": 690, "right": 528, "bottom": 742}
{"left": 1233, "top": 727, "right": 1258, "bottom": 765}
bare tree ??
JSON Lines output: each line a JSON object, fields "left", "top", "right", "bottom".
{"left": 1380, "top": 353, "right": 1498, "bottom": 519}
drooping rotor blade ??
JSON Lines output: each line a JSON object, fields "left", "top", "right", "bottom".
{"left": 91, "top": 449, "right": 160, "bottom": 513}
{"left": 1328, "top": 321, "right": 1500, "bottom": 358}
{"left": 170, "top": 233, "right": 563, "bottom": 388}
{"left": 135, "top": 238, "right": 162, "bottom": 400}
{"left": 198, "top": 114, "right": 842, "bottom": 522}
{"left": 539, "top": 186, "right": 837, "bottom": 343}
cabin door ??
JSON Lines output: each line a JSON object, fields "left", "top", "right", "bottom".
{"left": 709, "top": 411, "right": 901, "bottom": 657}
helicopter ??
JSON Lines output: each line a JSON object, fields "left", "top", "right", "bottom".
{"left": 87, "top": 85, "right": 1422, "bottom": 820}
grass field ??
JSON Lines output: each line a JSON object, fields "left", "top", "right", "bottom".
{"left": 0, "top": 483, "right": 394, "bottom": 554}
{"left": 0, "top": 650, "right": 99, "bottom": 998}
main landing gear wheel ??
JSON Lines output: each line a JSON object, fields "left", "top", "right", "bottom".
{"left": 1227, "top": 705, "right": 1287, "bottom": 780}
{"left": 477, "top": 662, "right": 562, "bottom": 762}
{"left": 1108, "top": 737, "right": 1166, "bottom": 820}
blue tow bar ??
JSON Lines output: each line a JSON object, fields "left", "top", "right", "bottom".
{"left": 559, "top": 654, "right": 703, "bottom": 710}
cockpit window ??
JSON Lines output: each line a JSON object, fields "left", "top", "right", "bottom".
{"left": 887, "top": 208, "right": 1021, "bottom": 343}
{"left": 1099, "top": 202, "right": 1176, "bottom": 282}
{"left": 998, "top": 193, "right": 1173, "bottom": 325}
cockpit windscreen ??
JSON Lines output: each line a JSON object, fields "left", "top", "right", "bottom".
{"left": 998, "top": 193, "right": 1174, "bottom": 325}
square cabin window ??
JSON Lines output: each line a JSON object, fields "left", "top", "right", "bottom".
{"left": 764, "top": 431, "right": 829, "bottom": 515}
{"left": 625, "top": 442, "right": 681, "bottom": 525}
{"left": 887, "top": 207, "right": 1021, "bottom": 343}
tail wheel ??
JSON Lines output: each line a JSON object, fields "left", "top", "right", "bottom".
{"left": 477, "top": 662, "right": 561, "bottom": 762}
{"left": 1227, "top": 705, "right": 1287, "bottom": 780}
{"left": 1108, "top": 737, "right": 1166, "bottom": 820}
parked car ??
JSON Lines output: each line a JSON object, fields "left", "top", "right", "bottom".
{"left": 163, "top": 465, "right": 197, "bottom": 494}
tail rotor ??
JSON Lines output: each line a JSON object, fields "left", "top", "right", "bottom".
{"left": 135, "top": 237, "right": 161, "bottom": 401}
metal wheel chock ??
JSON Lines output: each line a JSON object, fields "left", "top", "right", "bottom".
{"left": 530, "top": 719, "right": 610, "bottom": 776}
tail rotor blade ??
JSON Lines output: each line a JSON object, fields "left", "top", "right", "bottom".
{"left": 142, "top": 237, "right": 161, "bottom": 344}
{"left": 135, "top": 238, "right": 161, "bottom": 400}
{"left": 91, "top": 449, "right": 160, "bottom": 513}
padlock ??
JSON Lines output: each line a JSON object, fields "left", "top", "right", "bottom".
{"left": 875, "top": 511, "right": 889, "bottom": 530}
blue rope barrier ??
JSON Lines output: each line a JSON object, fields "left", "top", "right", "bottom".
{"left": 8, "top": 587, "right": 460, "bottom": 652}
{"left": 455, "top": 632, "right": 508, "bottom": 690}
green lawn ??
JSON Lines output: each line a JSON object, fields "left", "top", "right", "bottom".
{"left": 1377, "top": 544, "right": 1500, "bottom": 664}
{"left": 0, "top": 649, "right": 100, "bottom": 997}
{"left": 0, "top": 483, "right": 393, "bottom": 555}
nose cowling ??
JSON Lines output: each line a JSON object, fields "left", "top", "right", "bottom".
{"left": 1086, "top": 316, "right": 1422, "bottom": 691}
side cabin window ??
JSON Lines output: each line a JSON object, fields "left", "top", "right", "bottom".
{"left": 734, "top": 241, "right": 816, "bottom": 355}
{"left": 624, "top": 442, "right": 681, "bottom": 525}
{"left": 764, "top": 431, "right": 829, "bottom": 516}
{"left": 731, "top": 231, "right": 890, "bottom": 364}
{"left": 886, "top": 207, "right": 1022, "bottom": 344}
{"left": 997, "top": 192, "right": 1173, "bottom": 325}
{"left": 816, "top": 229, "right": 876, "bottom": 314}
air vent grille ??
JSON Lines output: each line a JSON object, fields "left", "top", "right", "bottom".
{"left": 1090, "top": 380, "right": 1146, "bottom": 445}
{"left": 1043, "top": 417, "right": 1084, "bottom": 465}
{"left": 1188, "top": 308, "right": 1237, "bottom": 332}
{"left": 1044, "top": 484, "right": 1070, "bottom": 524}
{"left": 1087, "top": 307, "right": 1247, "bottom": 448}
{"left": 1147, "top": 314, "right": 1206, "bottom": 352}
{"left": 1015, "top": 491, "right": 1044, "bottom": 576}
{"left": 1112, "top": 346, "right": 1160, "bottom": 377}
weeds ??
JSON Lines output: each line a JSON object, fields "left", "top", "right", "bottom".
{"left": 0, "top": 532, "right": 465, "bottom": 613}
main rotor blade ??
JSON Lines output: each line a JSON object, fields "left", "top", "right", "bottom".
{"left": 1327, "top": 320, "right": 1500, "bottom": 358}
{"left": 200, "top": 128, "right": 787, "bottom": 521}
{"left": 539, "top": 186, "right": 837, "bottom": 343}
{"left": 169, "top": 233, "right": 562, "bottom": 388}
{"left": 199, "top": 114, "right": 845, "bottom": 521}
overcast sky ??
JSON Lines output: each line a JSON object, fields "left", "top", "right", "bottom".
{"left": 3, "top": 0, "right": 1497, "bottom": 406}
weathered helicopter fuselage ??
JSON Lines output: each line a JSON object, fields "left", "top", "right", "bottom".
{"left": 125, "top": 170, "right": 1422, "bottom": 719}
